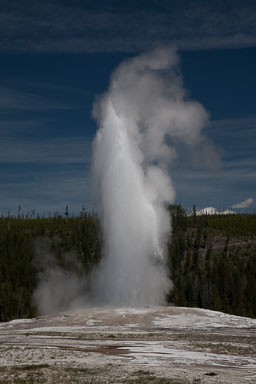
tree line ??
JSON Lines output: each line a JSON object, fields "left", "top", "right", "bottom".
{"left": 0, "top": 212, "right": 102, "bottom": 322}
{"left": 0, "top": 206, "right": 255, "bottom": 321}
{"left": 167, "top": 205, "right": 256, "bottom": 318}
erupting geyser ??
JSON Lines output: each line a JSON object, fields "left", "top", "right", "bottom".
{"left": 92, "top": 47, "right": 209, "bottom": 306}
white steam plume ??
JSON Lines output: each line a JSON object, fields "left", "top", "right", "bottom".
{"left": 92, "top": 46, "right": 209, "bottom": 306}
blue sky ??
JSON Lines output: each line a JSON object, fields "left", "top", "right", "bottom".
{"left": 0, "top": 0, "right": 255, "bottom": 214}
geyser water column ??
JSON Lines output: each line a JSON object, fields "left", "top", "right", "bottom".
{"left": 92, "top": 47, "right": 209, "bottom": 306}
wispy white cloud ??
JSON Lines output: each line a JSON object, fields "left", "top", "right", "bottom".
{"left": 207, "top": 116, "right": 256, "bottom": 133}
{"left": 172, "top": 116, "right": 256, "bottom": 209}
{"left": 0, "top": 85, "right": 83, "bottom": 111}
{"left": 0, "top": 170, "right": 91, "bottom": 215}
{"left": 0, "top": 114, "right": 254, "bottom": 213}
{"left": 231, "top": 197, "right": 254, "bottom": 208}
{"left": 0, "top": 128, "right": 93, "bottom": 213}
{"left": 0, "top": 136, "right": 91, "bottom": 164}
{"left": 207, "top": 116, "right": 256, "bottom": 159}
{"left": 0, "top": 1, "right": 255, "bottom": 53}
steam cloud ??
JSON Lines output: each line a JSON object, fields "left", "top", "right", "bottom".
{"left": 33, "top": 240, "right": 88, "bottom": 315}
{"left": 32, "top": 47, "right": 216, "bottom": 313}
{"left": 231, "top": 197, "right": 254, "bottom": 209}
{"left": 92, "top": 46, "right": 210, "bottom": 306}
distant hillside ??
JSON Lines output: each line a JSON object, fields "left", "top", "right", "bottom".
{"left": 0, "top": 208, "right": 255, "bottom": 321}
{"left": 168, "top": 205, "right": 256, "bottom": 318}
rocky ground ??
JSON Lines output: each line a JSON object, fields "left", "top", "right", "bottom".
{"left": 0, "top": 306, "right": 255, "bottom": 383}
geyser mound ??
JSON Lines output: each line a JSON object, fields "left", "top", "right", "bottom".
{"left": 92, "top": 46, "right": 209, "bottom": 306}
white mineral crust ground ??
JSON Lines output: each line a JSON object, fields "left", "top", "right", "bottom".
{"left": 0, "top": 306, "right": 255, "bottom": 383}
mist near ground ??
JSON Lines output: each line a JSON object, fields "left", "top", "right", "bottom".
{"left": 33, "top": 240, "right": 89, "bottom": 315}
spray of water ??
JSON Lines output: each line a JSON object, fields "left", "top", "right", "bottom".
{"left": 92, "top": 47, "right": 209, "bottom": 306}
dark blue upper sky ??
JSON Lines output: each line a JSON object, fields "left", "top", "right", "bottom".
{"left": 0, "top": 0, "right": 255, "bottom": 214}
